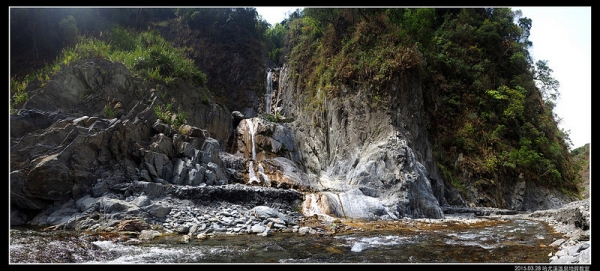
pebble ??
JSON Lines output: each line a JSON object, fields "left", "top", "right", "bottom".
{"left": 157, "top": 198, "right": 306, "bottom": 238}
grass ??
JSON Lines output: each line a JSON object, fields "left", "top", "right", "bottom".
{"left": 10, "top": 26, "right": 208, "bottom": 112}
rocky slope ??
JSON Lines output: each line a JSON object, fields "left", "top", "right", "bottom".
{"left": 10, "top": 55, "right": 583, "bottom": 232}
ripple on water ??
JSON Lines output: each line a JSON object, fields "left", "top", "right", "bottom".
{"left": 89, "top": 241, "right": 248, "bottom": 263}
{"left": 338, "top": 235, "right": 416, "bottom": 253}
{"left": 445, "top": 239, "right": 499, "bottom": 249}
{"left": 448, "top": 232, "right": 480, "bottom": 240}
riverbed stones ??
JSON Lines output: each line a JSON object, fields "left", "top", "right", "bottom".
{"left": 148, "top": 197, "right": 305, "bottom": 238}
{"left": 139, "top": 229, "right": 162, "bottom": 240}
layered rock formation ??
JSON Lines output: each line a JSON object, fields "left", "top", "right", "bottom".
{"left": 10, "top": 57, "right": 577, "bottom": 229}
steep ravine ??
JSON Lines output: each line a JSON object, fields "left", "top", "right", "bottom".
{"left": 10, "top": 57, "right": 577, "bottom": 230}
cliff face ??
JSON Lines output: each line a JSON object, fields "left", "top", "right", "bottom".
{"left": 9, "top": 58, "right": 575, "bottom": 226}
{"left": 10, "top": 59, "right": 232, "bottom": 222}
{"left": 277, "top": 66, "right": 445, "bottom": 219}
{"left": 274, "top": 60, "right": 573, "bottom": 218}
{"left": 10, "top": 12, "right": 580, "bottom": 227}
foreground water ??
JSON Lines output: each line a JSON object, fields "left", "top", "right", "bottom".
{"left": 10, "top": 217, "right": 564, "bottom": 264}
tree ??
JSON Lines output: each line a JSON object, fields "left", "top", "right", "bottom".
{"left": 533, "top": 59, "right": 560, "bottom": 103}
{"left": 59, "top": 15, "right": 78, "bottom": 47}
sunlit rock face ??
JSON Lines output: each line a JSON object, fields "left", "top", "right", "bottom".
{"left": 302, "top": 189, "right": 398, "bottom": 221}
{"left": 234, "top": 117, "right": 318, "bottom": 191}
{"left": 299, "top": 135, "right": 445, "bottom": 220}
{"left": 234, "top": 117, "right": 302, "bottom": 165}
{"left": 276, "top": 64, "right": 445, "bottom": 220}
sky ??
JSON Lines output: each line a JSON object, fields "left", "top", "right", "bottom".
{"left": 255, "top": 7, "right": 591, "bottom": 149}
{"left": 255, "top": 7, "right": 303, "bottom": 25}
{"left": 516, "top": 7, "right": 591, "bottom": 150}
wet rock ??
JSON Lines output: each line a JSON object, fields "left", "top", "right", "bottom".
{"left": 179, "top": 235, "right": 190, "bottom": 244}
{"left": 115, "top": 219, "right": 148, "bottom": 231}
{"left": 142, "top": 203, "right": 171, "bottom": 218}
{"left": 550, "top": 238, "right": 566, "bottom": 247}
{"left": 232, "top": 111, "right": 245, "bottom": 120}
{"left": 251, "top": 224, "right": 267, "bottom": 233}
{"left": 139, "top": 229, "right": 162, "bottom": 240}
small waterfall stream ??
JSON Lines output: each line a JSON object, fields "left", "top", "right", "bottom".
{"left": 257, "top": 163, "right": 270, "bottom": 186}
{"left": 245, "top": 69, "right": 275, "bottom": 185}
{"left": 246, "top": 118, "right": 259, "bottom": 184}
{"left": 265, "top": 69, "right": 273, "bottom": 114}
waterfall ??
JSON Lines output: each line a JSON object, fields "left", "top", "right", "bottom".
{"left": 257, "top": 163, "right": 270, "bottom": 186}
{"left": 247, "top": 118, "right": 257, "bottom": 161}
{"left": 249, "top": 161, "right": 259, "bottom": 184}
{"left": 246, "top": 118, "right": 259, "bottom": 184}
{"left": 266, "top": 70, "right": 272, "bottom": 114}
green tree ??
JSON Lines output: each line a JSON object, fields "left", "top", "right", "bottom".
{"left": 59, "top": 15, "right": 78, "bottom": 46}
{"left": 533, "top": 59, "right": 561, "bottom": 103}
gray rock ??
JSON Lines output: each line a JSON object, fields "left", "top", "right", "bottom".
{"left": 10, "top": 208, "right": 29, "bottom": 226}
{"left": 578, "top": 247, "right": 590, "bottom": 264}
{"left": 258, "top": 229, "right": 273, "bottom": 236}
{"left": 187, "top": 168, "right": 198, "bottom": 185}
{"left": 188, "top": 223, "right": 198, "bottom": 235}
{"left": 550, "top": 238, "right": 567, "bottom": 247}
{"left": 232, "top": 111, "right": 245, "bottom": 120}
{"left": 139, "top": 230, "right": 162, "bottom": 240}
{"left": 298, "top": 227, "right": 310, "bottom": 235}
{"left": 139, "top": 169, "right": 152, "bottom": 182}
{"left": 149, "top": 133, "right": 174, "bottom": 157}
{"left": 177, "top": 141, "right": 195, "bottom": 158}
{"left": 131, "top": 181, "right": 167, "bottom": 198}
{"left": 199, "top": 151, "right": 211, "bottom": 164}
{"left": 552, "top": 255, "right": 579, "bottom": 264}
{"left": 179, "top": 235, "right": 190, "bottom": 244}
{"left": 10, "top": 109, "right": 56, "bottom": 138}
{"left": 250, "top": 224, "right": 267, "bottom": 233}
{"left": 204, "top": 170, "right": 216, "bottom": 185}
{"left": 143, "top": 161, "right": 159, "bottom": 179}
{"left": 201, "top": 138, "right": 221, "bottom": 164}
{"left": 91, "top": 179, "right": 110, "bottom": 197}
{"left": 251, "top": 206, "right": 283, "bottom": 220}
{"left": 131, "top": 195, "right": 152, "bottom": 207}
{"left": 143, "top": 203, "right": 171, "bottom": 218}
{"left": 44, "top": 200, "right": 81, "bottom": 226}
{"left": 219, "top": 152, "right": 247, "bottom": 170}
{"left": 102, "top": 198, "right": 139, "bottom": 214}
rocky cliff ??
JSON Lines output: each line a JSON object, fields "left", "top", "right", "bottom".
{"left": 10, "top": 53, "right": 576, "bottom": 228}
{"left": 276, "top": 66, "right": 445, "bottom": 219}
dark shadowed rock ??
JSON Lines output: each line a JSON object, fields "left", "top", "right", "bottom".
{"left": 10, "top": 109, "right": 59, "bottom": 138}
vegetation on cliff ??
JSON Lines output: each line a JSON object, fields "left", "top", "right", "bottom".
{"left": 9, "top": 7, "right": 582, "bottom": 203}
{"left": 283, "top": 8, "right": 580, "bottom": 199}
{"left": 571, "top": 144, "right": 590, "bottom": 198}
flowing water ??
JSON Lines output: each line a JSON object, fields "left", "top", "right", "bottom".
{"left": 265, "top": 69, "right": 273, "bottom": 114}
{"left": 246, "top": 118, "right": 259, "bottom": 185}
{"left": 9, "top": 217, "right": 565, "bottom": 264}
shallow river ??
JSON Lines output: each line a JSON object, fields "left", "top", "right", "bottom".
{"left": 9, "top": 217, "right": 564, "bottom": 264}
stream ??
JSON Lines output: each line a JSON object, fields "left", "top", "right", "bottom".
{"left": 9, "top": 217, "right": 565, "bottom": 264}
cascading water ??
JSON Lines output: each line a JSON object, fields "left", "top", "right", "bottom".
{"left": 248, "top": 119, "right": 257, "bottom": 161}
{"left": 257, "top": 163, "right": 270, "bottom": 186}
{"left": 265, "top": 69, "right": 273, "bottom": 114}
{"left": 246, "top": 119, "right": 259, "bottom": 184}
